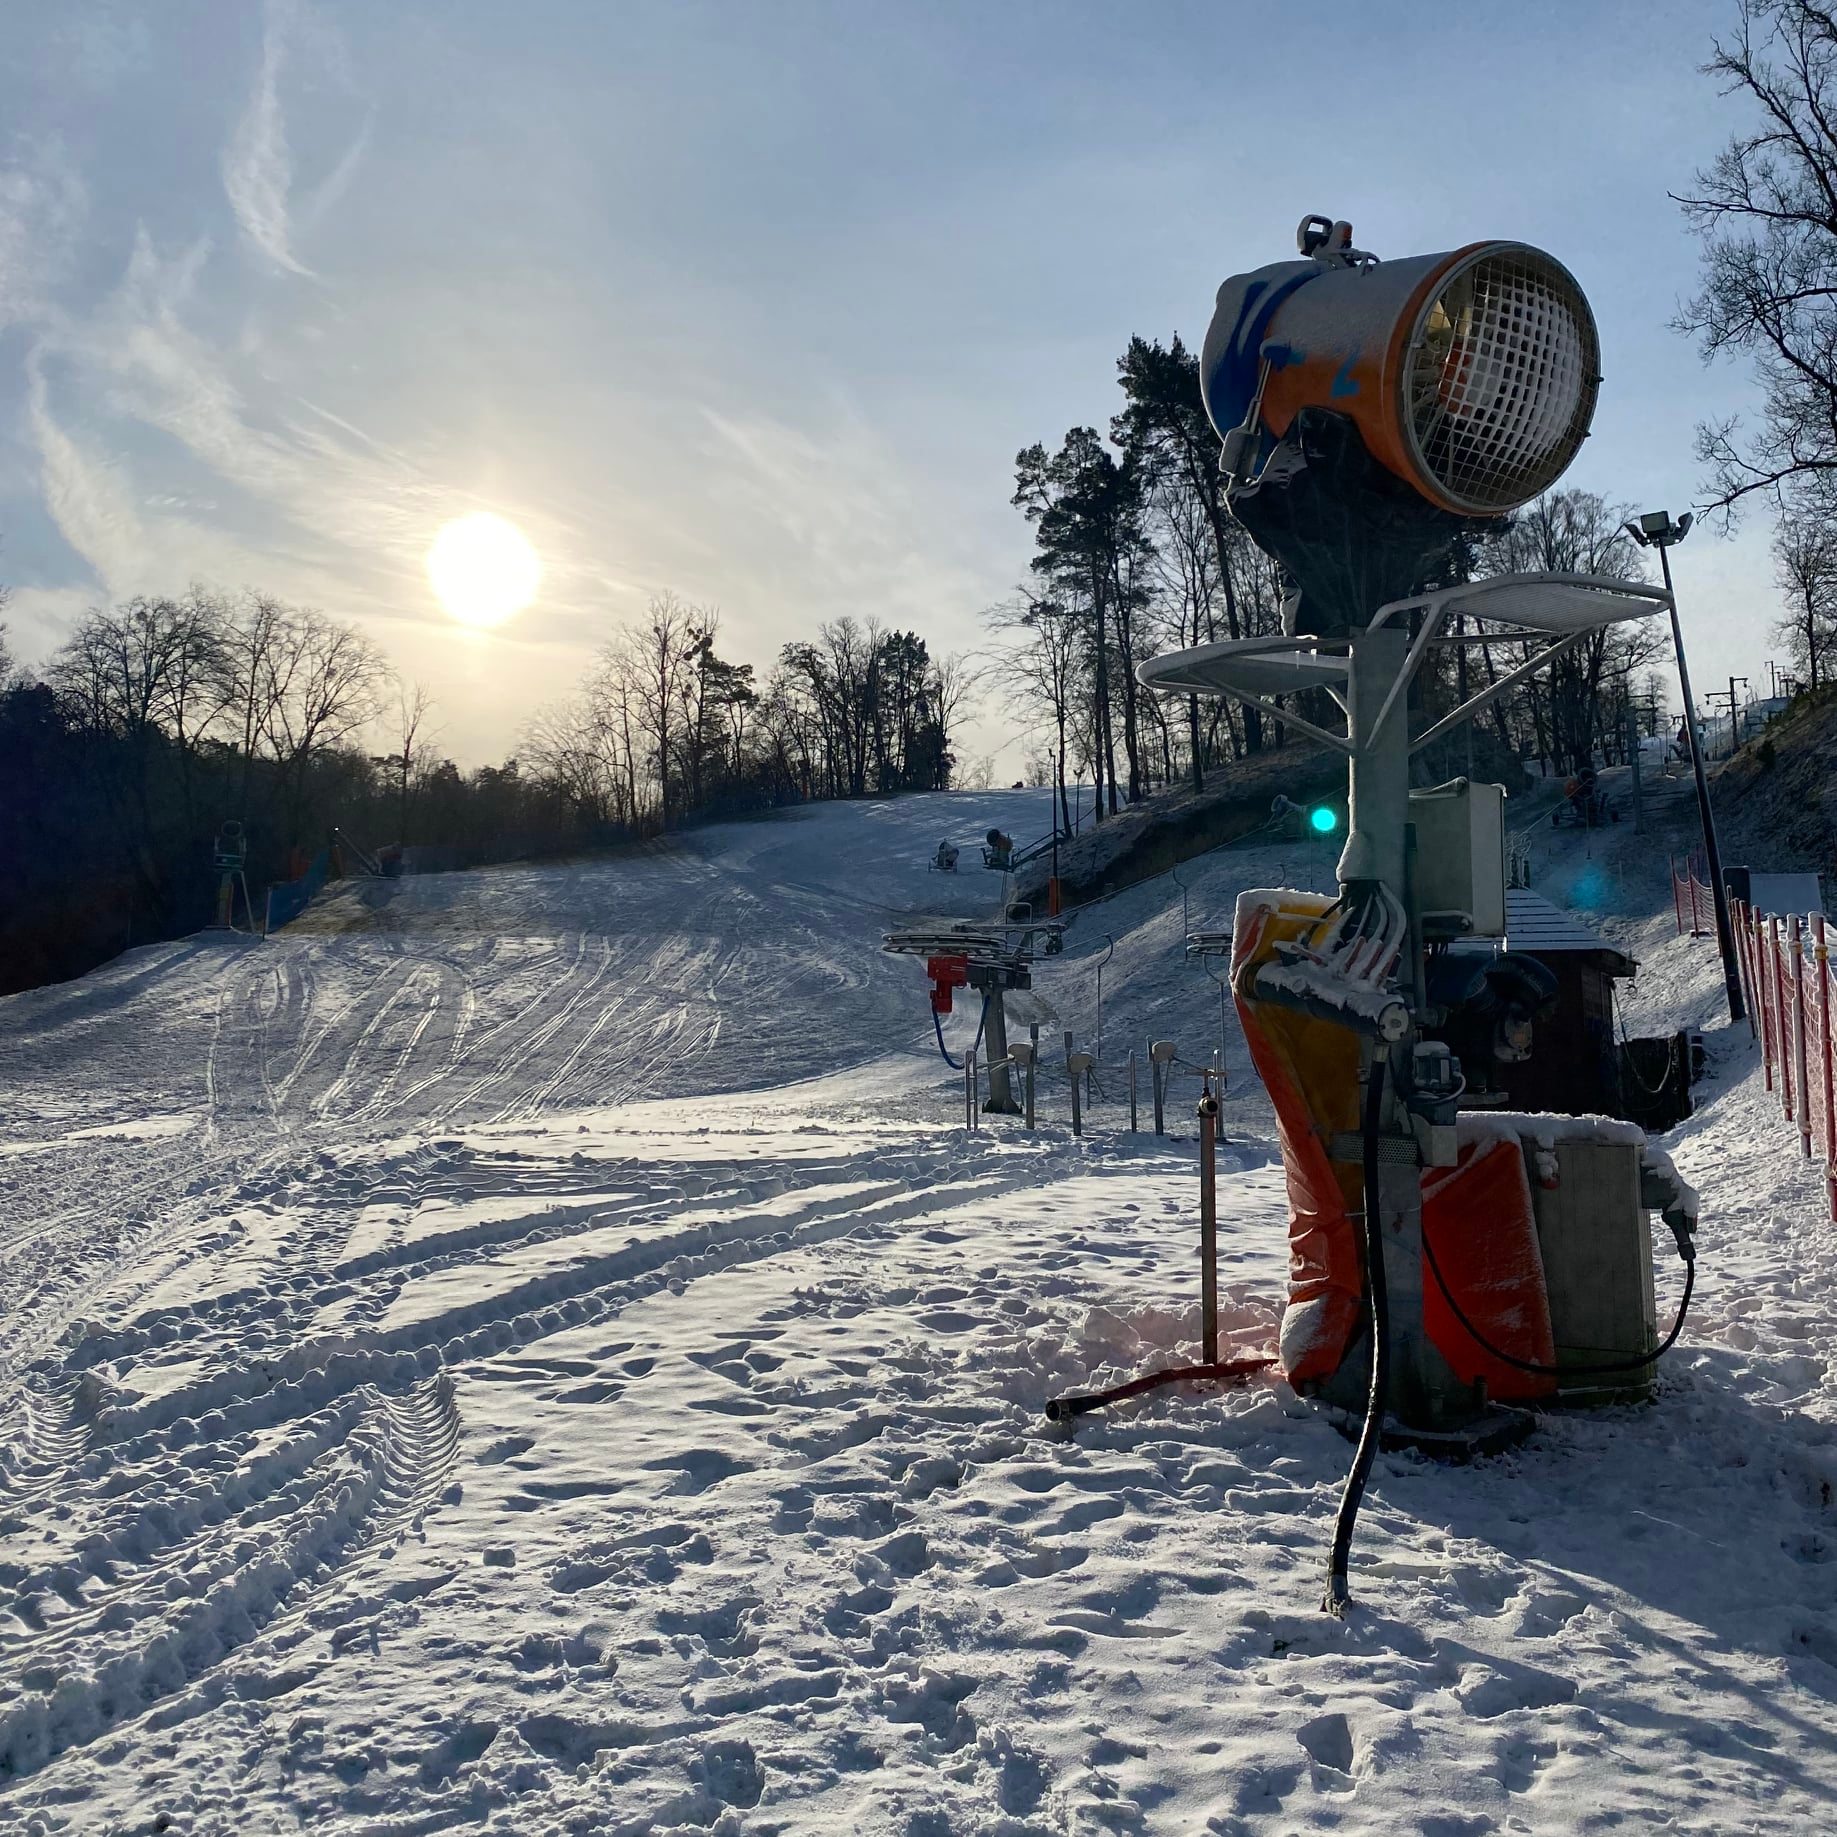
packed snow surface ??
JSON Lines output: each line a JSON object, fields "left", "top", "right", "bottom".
{"left": 4, "top": 781, "right": 1837, "bottom": 1833}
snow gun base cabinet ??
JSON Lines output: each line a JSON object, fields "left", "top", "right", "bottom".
{"left": 1231, "top": 889, "right": 1698, "bottom": 1429}
{"left": 1524, "top": 1129, "right": 1660, "bottom": 1397}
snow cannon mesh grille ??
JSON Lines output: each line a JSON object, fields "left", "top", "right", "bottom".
{"left": 1405, "top": 248, "right": 1599, "bottom": 514}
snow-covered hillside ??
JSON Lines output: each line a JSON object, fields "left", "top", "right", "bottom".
{"left": 4, "top": 784, "right": 1837, "bottom": 1835}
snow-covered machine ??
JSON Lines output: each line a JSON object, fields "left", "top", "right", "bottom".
{"left": 1140, "top": 215, "right": 1702, "bottom": 1610}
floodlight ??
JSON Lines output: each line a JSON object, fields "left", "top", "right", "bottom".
{"left": 1309, "top": 804, "right": 1339, "bottom": 834}
{"left": 1625, "top": 510, "right": 1693, "bottom": 551}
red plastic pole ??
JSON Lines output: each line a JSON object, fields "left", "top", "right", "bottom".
{"left": 1731, "top": 898, "right": 1749, "bottom": 1026}
{"left": 1816, "top": 915, "right": 1835, "bottom": 1180}
{"left": 1738, "top": 901, "right": 1759, "bottom": 1039}
{"left": 1794, "top": 915, "right": 1812, "bottom": 1157}
{"left": 1772, "top": 916, "right": 1793, "bottom": 1119}
{"left": 1760, "top": 909, "right": 1776, "bottom": 1093}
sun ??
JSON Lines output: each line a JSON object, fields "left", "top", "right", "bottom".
{"left": 427, "top": 512, "right": 541, "bottom": 629}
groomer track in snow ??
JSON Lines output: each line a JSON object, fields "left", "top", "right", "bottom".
{"left": 5, "top": 786, "right": 1837, "bottom": 1833}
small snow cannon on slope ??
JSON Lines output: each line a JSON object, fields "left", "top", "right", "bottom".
{"left": 1550, "top": 766, "right": 1618, "bottom": 828}
{"left": 1136, "top": 215, "right": 1701, "bottom": 1614}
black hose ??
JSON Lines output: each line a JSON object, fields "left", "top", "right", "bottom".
{"left": 1044, "top": 1355, "right": 1273, "bottom": 1422}
{"left": 931, "top": 995, "right": 989, "bottom": 1071}
{"left": 1421, "top": 1224, "right": 1695, "bottom": 1380}
{"left": 1323, "top": 1054, "right": 1388, "bottom": 1619}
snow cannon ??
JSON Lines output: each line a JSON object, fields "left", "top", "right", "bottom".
{"left": 1199, "top": 216, "right": 1600, "bottom": 641}
{"left": 1137, "top": 215, "right": 1695, "bottom": 1466}
{"left": 1203, "top": 217, "right": 1599, "bottom": 518}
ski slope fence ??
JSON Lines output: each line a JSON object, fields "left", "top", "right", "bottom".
{"left": 1733, "top": 897, "right": 1837, "bottom": 1222}
{"left": 1673, "top": 848, "right": 1715, "bottom": 938}
{"left": 263, "top": 848, "right": 331, "bottom": 934}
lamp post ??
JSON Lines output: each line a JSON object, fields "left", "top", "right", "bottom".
{"left": 1624, "top": 510, "right": 1744, "bottom": 1024}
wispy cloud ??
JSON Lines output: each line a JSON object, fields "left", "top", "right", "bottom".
{"left": 0, "top": 145, "right": 85, "bottom": 333}
{"left": 700, "top": 402, "right": 995, "bottom": 638}
{"left": 221, "top": 0, "right": 309, "bottom": 275}
{"left": 24, "top": 346, "right": 259, "bottom": 598}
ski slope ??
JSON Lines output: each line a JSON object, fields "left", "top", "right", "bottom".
{"left": 4, "top": 785, "right": 1837, "bottom": 1834}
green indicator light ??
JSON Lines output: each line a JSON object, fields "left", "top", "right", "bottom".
{"left": 1309, "top": 805, "right": 1338, "bottom": 834}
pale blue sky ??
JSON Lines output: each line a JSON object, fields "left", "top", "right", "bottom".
{"left": 0, "top": 0, "right": 1788, "bottom": 765}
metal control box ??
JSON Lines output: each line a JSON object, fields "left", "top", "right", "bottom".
{"left": 1526, "top": 1137, "right": 1658, "bottom": 1398}
{"left": 1409, "top": 778, "right": 1507, "bottom": 938}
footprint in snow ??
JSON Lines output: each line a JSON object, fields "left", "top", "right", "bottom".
{"left": 1296, "top": 1710, "right": 1356, "bottom": 1777}
{"left": 641, "top": 1445, "right": 755, "bottom": 1494}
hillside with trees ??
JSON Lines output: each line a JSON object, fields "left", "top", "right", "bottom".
{"left": 0, "top": 585, "right": 968, "bottom": 995}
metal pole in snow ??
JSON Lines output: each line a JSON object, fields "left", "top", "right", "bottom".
{"left": 1011, "top": 1043, "right": 1036, "bottom": 1133}
{"left": 1150, "top": 1041, "right": 1176, "bottom": 1136}
{"left": 1658, "top": 540, "right": 1745, "bottom": 1022}
{"left": 1068, "top": 1051, "right": 1092, "bottom": 1136}
{"left": 1128, "top": 1051, "right": 1138, "bottom": 1132}
{"left": 1197, "top": 1080, "right": 1219, "bottom": 1365}
{"left": 1628, "top": 706, "right": 1643, "bottom": 833}
{"left": 965, "top": 1049, "right": 976, "bottom": 1131}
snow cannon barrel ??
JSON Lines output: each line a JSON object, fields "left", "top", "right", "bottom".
{"left": 1201, "top": 224, "right": 1600, "bottom": 517}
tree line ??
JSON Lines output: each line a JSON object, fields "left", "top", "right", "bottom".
{"left": 521, "top": 594, "right": 967, "bottom": 829}
{"left": 0, "top": 584, "right": 968, "bottom": 996}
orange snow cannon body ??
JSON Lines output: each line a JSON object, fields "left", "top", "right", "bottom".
{"left": 1231, "top": 890, "right": 1557, "bottom": 1401}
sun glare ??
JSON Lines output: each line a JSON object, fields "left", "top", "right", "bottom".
{"left": 427, "top": 512, "right": 541, "bottom": 629}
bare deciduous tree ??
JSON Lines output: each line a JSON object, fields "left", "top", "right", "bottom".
{"left": 1774, "top": 506, "right": 1837, "bottom": 691}
{"left": 1676, "top": 1, "right": 1837, "bottom": 515}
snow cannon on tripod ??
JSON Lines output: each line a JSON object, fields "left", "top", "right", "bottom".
{"left": 211, "top": 819, "right": 255, "bottom": 933}
{"left": 883, "top": 916, "right": 1065, "bottom": 1113}
{"left": 1139, "top": 217, "right": 1701, "bottom": 1520}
